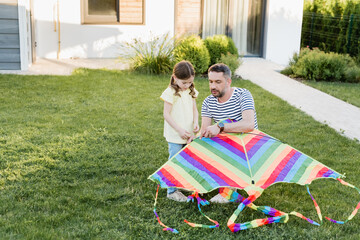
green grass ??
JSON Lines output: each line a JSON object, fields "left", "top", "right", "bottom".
{"left": 300, "top": 80, "right": 360, "bottom": 108}
{"left": 0, "top": 69, "right": 359, "bottom": 239}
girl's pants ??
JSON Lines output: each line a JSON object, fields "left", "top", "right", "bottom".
{"left": 167, "top": 142, "right": 185, "bottom": 194}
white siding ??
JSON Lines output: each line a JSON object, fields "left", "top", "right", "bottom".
{"left": 0, "top": 0, "right": 20, "bottom": 70}
{"left": 32, "top": 0, "right": 304, "bottom": 66}
{"left": 263, "top": 0, "right": 304, "bottom": 66}
{"left": 33, "top": 0, "right": 174, "bottom": 59}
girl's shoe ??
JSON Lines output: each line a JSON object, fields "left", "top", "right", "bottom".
{"left": 209, "top": 193, "right": 230, "bottom": 203}
{"left": 167, "top": 190, "right": 187, "bottom": 202}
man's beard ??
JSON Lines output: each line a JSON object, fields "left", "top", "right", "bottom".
{"left": 211, "top": 89, "right": 225, "bottom": 98}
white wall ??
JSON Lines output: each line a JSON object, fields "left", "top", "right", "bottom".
{"left": 18, "top": 0, "right": 31, "bottom": 70}
{"left": 263, "top": 0, "right": 304, "bottom": 66}
{"left": 32, "top": 0, "right": 303, "bottom": 64}
{"left": 33, "top": 0, "right": 174, "bottom": 59}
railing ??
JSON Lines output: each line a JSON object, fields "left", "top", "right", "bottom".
{"left": 301, "top": 12, "right": 360, "bottom": 58}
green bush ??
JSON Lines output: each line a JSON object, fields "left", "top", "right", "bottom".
{"left": 204, "top": 34, "right": 239, "bottom": 66}
{"left": 118, "top": 33, "right": 177, "bottom": 74}
{"left": 219, "top": 53, "right": 242, "bottom": 74}
{"left": 289, "top": 47, "right": 312, "bottom": 67}
{"left": 345, "top": 66, "right": 360, "bottom": 83}
{"left": 173, "top": 35, "right": 210, "bottom": 74}
{"left": 282, "top": 47, "right": 317, "bottom": 77}
{"left": 285, "top": 48, "right": 359, "bottom": 82}
{"left": 227, "top": 37, "right": 238, "bottom": 56}
{"left": 282, "top": 47, "right": 313, "bottom": 75}
{"left": 280, "top": 66, "right": 294, "bottom": 76}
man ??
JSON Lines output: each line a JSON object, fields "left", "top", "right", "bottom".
{"left": 200, "top": 63, "right": 258, "bottom": 203}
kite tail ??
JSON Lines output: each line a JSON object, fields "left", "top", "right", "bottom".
{"left": 227, "top": 195, "right": 289, "bottom": 232}
{"left": 153, "top": 185, "right": 179, "bottom": 234}
{"left": 221, "top": 189, "right": 288, "bottom": 217}
{"left": 184, "top": 192, "right": 219, "bottom": 229}
{"left": 219, "top": 188, "right": 245, "bottom": 203}
{"left": 247, "top": 202, "right": 287, "bottom": 217}
{"left": 324, "top": 178, "right": 360, "bottom": 224}
{"left": 289, "top": 184, "right": 322, "bottom": 226}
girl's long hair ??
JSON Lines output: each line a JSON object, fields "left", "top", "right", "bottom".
{"left": 170, "top": 60, "right": 196, "bottom": 98}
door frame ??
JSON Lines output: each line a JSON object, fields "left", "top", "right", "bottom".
{"left": 30, "top": 0, "right": 35, "bottom": 62}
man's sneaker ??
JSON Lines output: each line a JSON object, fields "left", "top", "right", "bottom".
{"left": 167, "top": 190, "right": 187, "bottom": 202}
{"left": 209, "top": 193, "right": 230, "bottom": 203}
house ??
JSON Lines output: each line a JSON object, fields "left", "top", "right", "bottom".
{"left": 0, "top": 0, "right": 304, "bottom": 70}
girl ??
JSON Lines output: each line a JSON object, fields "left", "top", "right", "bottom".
{"left": 160, "top": 60, "right": 199, "bottom": 202}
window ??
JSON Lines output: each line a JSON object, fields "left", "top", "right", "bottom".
{"left": 81, "top": 0, "right": 145, "bottom": 25}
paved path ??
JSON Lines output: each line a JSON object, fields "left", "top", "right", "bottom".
{"left": 236, "top": 58, "right": 360, "bottom": 141}
{"left": 0, "top": 58, "right": 128, "bottom": 75}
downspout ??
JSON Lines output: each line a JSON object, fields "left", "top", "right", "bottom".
{"left": 57, "top": 0, "right": 60, "bottom": 59}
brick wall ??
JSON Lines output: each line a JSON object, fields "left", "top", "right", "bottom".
{"left": 175, "top": 0, "right": 202, "bottom": 36}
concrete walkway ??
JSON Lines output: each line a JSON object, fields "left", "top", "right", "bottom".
{"left": 0, "top": 58, "right": 128, "bottom": 75}
{"left": 236, "top": 58, "right": 360, "bottom": 141}
{"left": 1, "top": 57, "right": 359, "bottom": 141}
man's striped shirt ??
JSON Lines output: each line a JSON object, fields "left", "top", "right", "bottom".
{"left": 201, "top": 88, "right": 258, "bottom": 129}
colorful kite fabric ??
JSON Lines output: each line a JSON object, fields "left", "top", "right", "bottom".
{"left": 148, "top": 120, "right": 360, "bottom": 233}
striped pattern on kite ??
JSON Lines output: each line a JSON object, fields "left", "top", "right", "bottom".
{"left": 150, "top": 129, "right": 341, "bottom": 195}
{"left": 149, "top": 125, "right": 358, "bottom": 233}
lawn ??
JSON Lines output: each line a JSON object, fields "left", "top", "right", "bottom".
{"left": 297, "top": 80, "right": 360, "bottom": 108}
{"left": 0, "top": 69, "right": 359, "bottom": 239}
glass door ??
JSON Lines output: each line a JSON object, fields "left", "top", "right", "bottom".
{"left": 202, "top": 0, "right": 265, "bottom": 57}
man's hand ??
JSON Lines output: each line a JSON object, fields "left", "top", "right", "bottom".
{"left": 201, "top": 124, "right": 220, "bottom": 138}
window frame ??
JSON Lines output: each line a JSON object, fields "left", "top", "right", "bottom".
{"left": 81, "top": 0, "right": 145, "bottom": 25}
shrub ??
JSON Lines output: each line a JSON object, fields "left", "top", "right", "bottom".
{"left": 345, "top": 66, "right": 360, "bottom": 83}
{"left": 204, "top": 34, "right": 239, "bottom": 66}
{"left": 227, "top": 37, "right": 238, "bottom": 56}
{"left": 219, "top": 53, "right": 242, "bottom": 74}
{"left": 282, "top": 48, "right": 313, "bottom": 76}
{"left": 173, "top": 35, "right": 210, "bottom": 74}
{"left": 280, "top": 66, "right": 294, "bottom": 76}
{"left": 118, "top": 33, "right": 177, "bottom": 74}
{"left": 288, "top": 47, "right": 312, "bottom": 67}
{"left": 285, "top": 48, "right": 359, "bottom": 82}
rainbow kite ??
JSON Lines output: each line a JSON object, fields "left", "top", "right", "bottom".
{"left": 149, "top": 120, "right": 359, "bottom": 233}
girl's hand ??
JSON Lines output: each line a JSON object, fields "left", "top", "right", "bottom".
{"left": 193, "top": 122, "right": 199, "bottom": 133}
{"left": 178, "top": 128, "right": 191, "bottom": 140}
{"left": 187, "top": 135, "right": 196, "bottom": 144}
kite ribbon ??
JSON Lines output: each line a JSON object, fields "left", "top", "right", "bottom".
{"left": 184, "top": 192, "right": 220, "bottom": 229}
{"left": 324, "top": 178, "right": 360, "bottom": 224}
{"left": 153, "top": 185, "right": 179, "bottom": 233}
{"left": 220, "top": 188, "right": 245, "bottom": 203}
{"left": 227, "top": 194, "right": 289, "bottom": 232}
{"left": 289, "top": 185, "right": 322, "bottom": 226}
